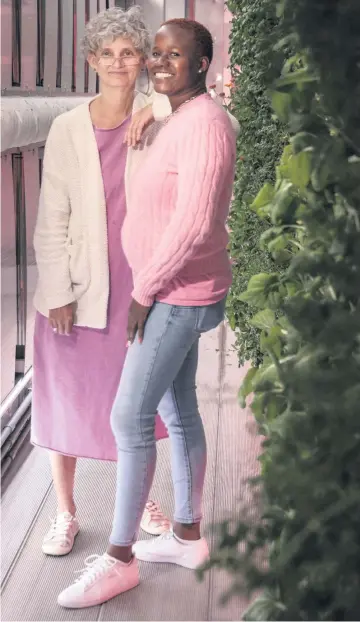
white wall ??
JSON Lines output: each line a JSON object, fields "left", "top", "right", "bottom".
{"left": 137, "top": 0, "right": 165, "bottom": 38}
{"left": 165, "top": 0, "right": 186, "bottom": 20}
{"left": 137, "top": 0, "right": 187, "bottom": 39}
{"left": 194, "top": 0, "right": 225, "bottom": 90}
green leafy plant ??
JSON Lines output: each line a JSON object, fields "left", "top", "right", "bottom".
{"left": 226, "top": 0, "right": 289, "bottom": 366}
{"left": 204, "top": 1, "right": 360, "bottom": 619}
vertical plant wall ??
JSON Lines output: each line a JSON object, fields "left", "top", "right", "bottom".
{"left": 205, "top": 1, "right": 360, "bottom": 620}
{"left": 226, "top": 0, "right": 288, "bottom": 366}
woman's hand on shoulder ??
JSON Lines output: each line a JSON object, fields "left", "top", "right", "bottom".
{"left": 49, "top": 304, "right": 74, "bottom": 336}
{"left": 124, "top": 105, "right": 154, "bottom": 147}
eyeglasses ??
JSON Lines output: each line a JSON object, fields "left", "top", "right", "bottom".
{"left": 98, "top": 55, "right": 140, "bottom": 67}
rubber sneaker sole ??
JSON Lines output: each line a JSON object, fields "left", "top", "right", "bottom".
{"left": 58, "top": 579, "right": 140, "bottom": 609}
{"left": 134, "top": 549, "right": 208, "bottom": 570}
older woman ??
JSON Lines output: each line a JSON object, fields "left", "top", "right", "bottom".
{"left": 32, "top": 6, "right": 177, "bottom": 558}
{"left": 58, "top": 18, "right": 237, "bottom": 609}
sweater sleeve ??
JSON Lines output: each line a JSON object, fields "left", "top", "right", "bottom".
{"left": 152, "top": 92, "right": 172, "bottom": 120}
{"left": 132, "top": 118, "right": 235, "bottom": 306}
{"left": 136, "top": 81, "right": 172, "bottom": 120}
{"left": 33, "top": 118, "right": 75, "bottom": 310}
{"left": 226, "top": 110, "right": 240, "bottom": 137}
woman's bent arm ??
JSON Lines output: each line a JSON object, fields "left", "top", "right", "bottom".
{"left": 34, "top": 118, "right": 75, "bottom": 310}
{"left": 151, "top": 89, "right": 239, "bottom": 134}
{"left": 132, "top": 117, "right": 235, "bottom": 307}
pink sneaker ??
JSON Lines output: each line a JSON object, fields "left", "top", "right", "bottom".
{"left": 58, "top": 554, "right": 139, "bottom": 609}
{"left": 42, "top": 512, "right": 79, "bottom": 556}
{"left": 140, "top": 500, "right": 171, "bottom": 536}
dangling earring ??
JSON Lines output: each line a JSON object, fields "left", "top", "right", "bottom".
{"left": 198, "top": 69, "right": 202, "bottom": 73}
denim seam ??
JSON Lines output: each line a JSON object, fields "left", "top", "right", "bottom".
{"left": 129, "top": 305, "right": 174, "bottom": 539}
{"left": 171, "top": 382, "right": 194, "bottom": 524}
{"left": 194, "top": 306, "right": 200, "bottom": 332}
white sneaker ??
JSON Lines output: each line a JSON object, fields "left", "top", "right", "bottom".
{"left": 133, "top": 530, "right": 209, "bottom": 569}
{"left": 58, "top": 554, "right": 139, "bottom": 609}
{"left": 42, "top": 512, "right": 80, "bottom": 556}
{"left": 140, "top": 500, "right": 171, "bottom": 536}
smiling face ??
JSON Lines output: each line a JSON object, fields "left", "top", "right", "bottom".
{"left": 88, "top": 36, "right": 144, "bottom": 89}
{"left": 148, "top": 24, "right": 208, "bottom": 97}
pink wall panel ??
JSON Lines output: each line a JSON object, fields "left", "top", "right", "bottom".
{"left": 23, "top": 149, "right": 40, "bottom": 265}
{"left": 1, "top": 154, "right": 17, "bottom": 400}
{"left": 43, "top": 1, "right": 59, "bottom": 90}
{"left": 194, "top": 0, "right": 225, "bottom": 91}
{"left": 21, "top": 0, "right": 37, "bottom": 90}
{"left": 1, "top": 1, "right": 12, "bottom": 90}
{"left": 88, "top": 0, "right": 98, "bottom": 93}
{"left": 1, "top": 155, "right": 16, "bottom": 253}
{"left": 75, "top": 0, "right": 86, "bottom": 93}
{"left": 61, "top": 0, "right": 75, "bottom": 92}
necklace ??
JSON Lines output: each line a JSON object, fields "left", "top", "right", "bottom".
{"left": 163, "top": 91, "right": 207, "bottom": 125}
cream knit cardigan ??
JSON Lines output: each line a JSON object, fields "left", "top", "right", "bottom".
{"left": 33, "top": 90, "right": 239, "bottom": 329}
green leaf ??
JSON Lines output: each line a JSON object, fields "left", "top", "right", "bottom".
{"left": 260, "top": 325, "right": 283, "bottom": 357}
{"left": 276, "top": 0, "right": 285, "bottom": 19}
{"left": 275, "top": 68, "right": 317, "bottom": 87}
{"left": 288, "top": 151, "right": 312, "bottom": 190}
{"left": 227, "top": 314, "right": 236, "bottom": 331}
{"left": 285, "top": 281, "right": 299, "bottom": 296}
{"left": 271, "top": 90, "right": 292, "bottom": 122}
{"left": 253, "top": 361, "right": 279, "bottom": 391}
{"left": 311, "top": 161, "right": 329, "bottom": 191}
{"left": 270, "top": 180, "right": 296, "bottom": 224}
{"left": 250, "top": 309, "right": 276, "bottom": 330}
{"left": 239, "top": 273, "right": 278, "bottom": 308}
{"left": 243, "top": 589, "right": 286, "bottom": 621}
{"left": 291, "top": 132, "right": 318, "bottom": 154}
{"left": 267, "top": 234, "right": 289, "bottom": 253}
{"left": 238, "top": 366, "right": 258, "bottom": 407}
{"left": 251, "top": 183, "right": 275, "bottom": 216}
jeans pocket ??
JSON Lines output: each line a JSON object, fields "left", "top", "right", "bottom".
{"left": 196, "top": 298, "right": 226, "bottom": 333}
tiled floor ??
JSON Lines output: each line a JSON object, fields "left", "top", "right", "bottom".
{"left": 1, "top": 324, "right": 261, "bottom": 621}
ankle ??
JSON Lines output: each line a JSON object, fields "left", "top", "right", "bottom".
{"left": 57, "top": 504, "right": 76, "bottom": 517}
{"left": 107, "top": 544, "right": 133, "bottom": 564}
{"left": 173, "top": 522, "right": 201, "bottom": 541}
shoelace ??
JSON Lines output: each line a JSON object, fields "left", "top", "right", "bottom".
{"left": 150, "top": 530, "right": 174, "bottom": 546}
{"left": 46, "top": 515, "right": 73, "bottom": 542}
{"left": 74, "top": 555, "right": 117, "bottom": 588}
{"left": 145, "top": 501, "right": 170, "bottom": 526}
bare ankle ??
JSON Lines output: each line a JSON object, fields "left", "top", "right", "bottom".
{"left": 173, "top": 521, "right": 201, "bottom": 541}
{"left": 107, "top": 544, "right": 133, "bottom": 564}
{"left": 57, "top": 503, "right": 76, "bottom": 516}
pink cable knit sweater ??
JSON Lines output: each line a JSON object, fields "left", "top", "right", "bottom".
{"left": 122, "top": 94, "right": 236, "bottom": 307}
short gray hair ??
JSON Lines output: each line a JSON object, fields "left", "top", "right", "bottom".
{"left": 81, "top": 6, "right": 151, "bottom": 58}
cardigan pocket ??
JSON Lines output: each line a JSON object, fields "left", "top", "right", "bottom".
{"left": 68, "top": 240, "right": 90, "bottom": 299}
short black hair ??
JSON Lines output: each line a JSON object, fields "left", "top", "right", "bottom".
{"left": 162, "top": 18, "right": 213, "bottom": 64}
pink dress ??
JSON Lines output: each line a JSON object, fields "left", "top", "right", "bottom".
{"left": 31, "top": 118, "right": 168, "bottom": 460}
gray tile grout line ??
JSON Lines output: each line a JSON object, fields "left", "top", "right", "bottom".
{"left": 206, "top": 321, "right": 227, "bottom": 621}
{"left": 1, "top": 478, "right": 54, "bottom": 592}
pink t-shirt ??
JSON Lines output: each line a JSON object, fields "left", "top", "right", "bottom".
{"left": 122, "top": 94, "right": 236, "bottom": 307}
